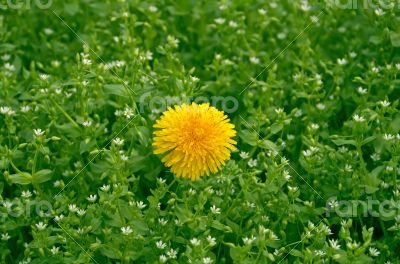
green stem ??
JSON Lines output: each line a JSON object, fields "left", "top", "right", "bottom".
{"left": 50, "top": 97, "right": 80, "bottom": 128}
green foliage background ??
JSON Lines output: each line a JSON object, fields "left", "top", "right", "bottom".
{"left": 1, "top": 0, "right": 400, "bottom": 263}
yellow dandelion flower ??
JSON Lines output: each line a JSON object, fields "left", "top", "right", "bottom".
{"left": 153, "top": 103, "right": 236, "bottom": 181}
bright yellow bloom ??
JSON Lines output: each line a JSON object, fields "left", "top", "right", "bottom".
{"left": 153, "top": 103, "right": 236, "bottom": 181}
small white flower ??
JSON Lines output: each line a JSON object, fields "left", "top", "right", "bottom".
{"left": 43, "top": 28, "right": 53, "bottom": 35}
{"left": 82, "top": 120, "right": 92, "bottom": 127}
{"left": 159, "top": 255, "right": 168, "bottom": 263}
{"left": 54, "top": 214, "right": 64, "bottom": 221}
{"left": 190, "top": 238, "right": 201, "bottom": 246}
{"left": 0, "top": 106, "right": 15, "bottom": 116}
{"left": 188, "top": 188, "right": 197, "bottom": 195}
{"left": 82, "top": 58, "right": 92, "bottom": 65}
{"left": 159, "top": 218, "right": 168, "bottom": 226}
{"left": 344, "top": 164, "right": 353, "bottom": 172}
{"left": 206, "top": 235, "right": 216, "bottom": 245}
{"left": 4, "top": 63, "right": 15, "bottom": 72}
{"left": 357, "top": 86, "right": 367, "bottom": 95}
{"left": 1, "top": 233, "right": 10, "bottom": 241}
{"left": 203, "top": 257, "right": 213, "bottom": 264}
{"left": 222, "top": 59, "right": 234, "bottom": 65}
{"left": 50, "top": 246, "right": 59, "bottom": 255}
{"left": 87, "top": 194, "right": 97, "bottom": 202}
{"left": 21, "top": 190, "right": 32, "bottom": 199}
{"left": 248, "top": 159, "right": 258, "bottom": 168}
{"left": 369, "top": 247, "right": 380, "bottom": 257}
{"left": 277, "top": 32, "right": 287, "bottom": 39}
{"left": 303, "top": 149, "right": 313, "bottom": 157}
{"left": 145, "top": 51, "right": 153, "bottom": 60}
{"left": 156, "top": 240, "right": 166, "bottom": 249}
{"left": 20, "top": 105, "right": 31, "bottom": 113}
{"left": 329, "top": 239, "right": 341, "bottom": 250}
{"left": 121, "top": 226, "right": 133, "bottom": 235}
{"left": 310, "top": 123, "right": 320, "bottom": 130}
{"left": 258, "top": 8, "right": 267, "bottom": 15}
{"left": 120, "top": 154, "right": 129, "bottom": 161}
{"left": 167, "top": 35, "right": 179, "bottom": 48}
{"left": 123, "top": 107, "right": 134, "bottom": 119}
{"left": 39, "top": 74, "right": 49, "bottom": 81}
{"left": 275, "top": 108, "right": 284, "bottom": 114}
{"left": 396, "top": 63, "right": 400, "bottom": 70}
{"left": 136, "top": 201, "right": 147, "bottom": 209}
{"left": 239, "top": 151, "right": 249, "bottom": 159}
{"left": 157, "top": 177, "right": 166, "bottom": 184}
{"left": 375, "top": 8, "right": 384, "bottom": 16}
{"left": 301, "top": 1, "right": 311, "bottom": 11}
{"left": 349, "top": 52, "right": 357, "bottom": 58}
{"left": 353, "top": 114, "right": 365, "bottom": 122}
{"left": 311, "top": 15, "right": 319, "bottom": 23}
{"left": 328, "top": 199, "right": 339, "bottom": 209}
{"left": 228, "top": 20, "right": 238, "bottom": 28}
{"left": 288, "top": 186, "right": 298, "bottom": 193}
{"left": 35, "top": 222, "right": 47, "bottom": 230}
{"left": 386, "top": 166, "right": 393, "bottom": 172}
{"left": 77, "top": 209, "right": 86, "bottom": 216}
{"left": 379, "top": 100, "right": 390, "bottom": 107}
{"left": 214, "top": 18, "right": 225, "bottom": 25}
{"left": 68, "top": 204, "right": 78, "bottom": 213}
{"left": 33, "top": 128, "right": 45, "bottom": 136}
{"left": 249, "top": 56, "right": 260, "bottom": 64}
{"left": 283, "top": 170, "right": 291, "bottom": 181}
{"left": 243, "top": 235, "right": 256, "bottom": 245}
{"left": 314, "top": 250, "right": 325, "bottom": 257}
{"left": 167, "top": 248, "right": 177, "bottom": 259}
{"left": 1, "top": 54, "right": 11, "bottom": 61}
{"left": 51, "top": 60, "right": 61, "bottom": 67}
{"left": 246, "top": 201, "right": 256, "bottom": 208}
{"left": 53, "top": 180, "right": 62, "bottom": 188}
{"left": 372, "top": 66, "right": 380, "bottom": 73}
{"left": 210, "top": 205, "right": 221, "bottom": 215}
{"left": 100, "top": 184, "right": 110, "bottom": 192}
{"left": 113, "top": 137, "right": 124, "bottom": 146}
{"left": 148, "top": 5, "right": 158, "bottom": 12}
{"left": 315, "top": 102, "right": 326, "bottom": 110}
{"left": 383, "top": 134, "right": 395, "bottom": 141}
{"left": 190, "top": 75, "right": 199, "bottom": 82}
{"left": 337, "top": 58, "right": 347, "bottom": 65}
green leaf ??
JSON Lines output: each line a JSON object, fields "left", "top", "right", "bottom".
{"left": 390, "top": 31, "right": 400, "bottom": 47}
{"left": 239, "top": 129, "right": 258, "bottom": 146}
{"left": 211, "top": 220, "right": 232, "bottom": 233}
{"left": 331, "top": 137, "right": 356, "bottom": 146}
{"left": 33, "top": 169, "right": 53, "bottom": 184}
{"left": 104, "top": 84, "right": 129, "bottom": 97}
{"left": 100, "top": 246, "right": 122, "bottom": 259}
{"left": 361, "top": 136, "right": 376, "bottom": 146}
{"left": 10, "top": 172, "right": 32, "bottom": 185}
{"left": 258, "top": 139, "right": 279, "bottom": 152}
{"left": 56, "top": 123, "right": 81, "bottom": 138}
{"left": 270, "top": 123, "right": 283, "bottom": 134}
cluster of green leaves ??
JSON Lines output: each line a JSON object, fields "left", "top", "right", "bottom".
{"left": 1, "top": 0, "right": 400, "bottom": 263}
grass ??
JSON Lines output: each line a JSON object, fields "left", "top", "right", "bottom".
{"left": 1, "top": 0, "right": 400, "bottom": 263}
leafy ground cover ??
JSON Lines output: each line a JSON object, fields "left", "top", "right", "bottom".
{"left": 1, "top": 0, "right": 400, "bottom": 263}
